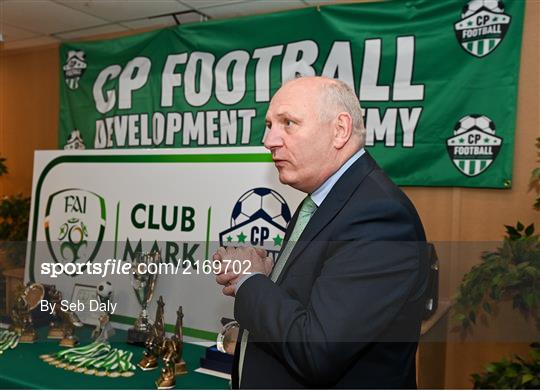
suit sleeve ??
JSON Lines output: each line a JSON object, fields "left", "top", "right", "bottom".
{"left": 234, "top": 198, "right": 425, "bottom": 386}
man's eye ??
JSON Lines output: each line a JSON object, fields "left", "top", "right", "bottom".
{"left": 285, "top": 120, "right": 294, "bottom": 127}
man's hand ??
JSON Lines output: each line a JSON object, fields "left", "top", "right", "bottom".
{"left": 213, "top": 246, "right": 273, "bottom": 297}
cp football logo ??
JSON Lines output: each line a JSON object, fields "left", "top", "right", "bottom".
{"left": 446, "top": 114, "right": 503, "bottom": 177}
{"left": 454, "top": 0, "right": 511, "bottom": 58}
{"left": 219, "top": 188, "right": 291, "bottom": 260}
{"left": 62, "top": 50, "right": 87, "bottom": 90}
{"left": 44, "top": 189, "right": 106, "bottom": 276}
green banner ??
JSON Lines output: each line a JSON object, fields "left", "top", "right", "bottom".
{"left": 59, "top": 0, "right": 525, "bottom": 188}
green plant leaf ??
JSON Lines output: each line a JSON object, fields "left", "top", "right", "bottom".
{"left": 486, "top": 363, "right": 497, "bottom": 373}
{"left": 517, "top": 222, "right": 525, "bottom": 231}
{"left": 505, "top": 225, "right": 520, "bottom": 238}
{"left": 525, "top": 224, "right": 535, "bottom": 237}
{"left": 522, "top": 373, "right": 534, "bottom": 384}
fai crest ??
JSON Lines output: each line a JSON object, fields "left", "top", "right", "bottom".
{"left": 446, "top": 114, "right": 503, "bottom": 177}
{"left": 454, "top": 0, "right": 511, "bottom": 58}
{"left": 219, "top": 188, "right": 291, "bottom": 261}
{"left": 63, "top": 50, "right": 87, "bottom": 90}
{"left": 44, "top": 189, "right": 106, "bottom": 275}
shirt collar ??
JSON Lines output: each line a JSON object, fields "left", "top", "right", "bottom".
{"left": 310, "top": 148, "right": 365, "bottom": 207}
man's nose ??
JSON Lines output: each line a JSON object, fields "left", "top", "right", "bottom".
{"left": 263, "top": 127, "right": 283, "bottom": 150}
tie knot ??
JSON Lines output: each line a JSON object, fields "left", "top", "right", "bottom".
{"left": 300, "top": 196, "right": 317, "bottom": 216}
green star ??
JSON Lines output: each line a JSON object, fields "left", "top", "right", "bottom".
{"left": 226, "top": 235, "right": 232, "bottom": 242}
{"left": 467, "top": 20, "right": 474, "bottom": 26}
{"left": 237, "top": 232, "right": 247, "bottom": 243}
{"left": 459, "top": 137, "right": 465, "bottom": 144}
{"left": 493, "top": 17, "right": 498, "bottom": 22}
{"left": 484, "top": 138, "right": 490, "bottom": 143}
{"left": 272, "top": 234, "right": 283, "bottom": 246}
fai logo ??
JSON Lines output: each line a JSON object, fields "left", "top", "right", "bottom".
{"left": 454, "top": 0, "right": 511, "bottom": 58}
{"left": 62, "top": 50, "right": 87, "bottom": 90}
{"left": 64, "top": 129, "right": 86, "bottom": 150}
{"left": 446, "top": 115, "right": 503, "bottom": 177}
{"left": 44, "top": 189, "right": 106, "bottom": 275}
{"left": 219, "top": 188, "right": 291, "bottom": 261}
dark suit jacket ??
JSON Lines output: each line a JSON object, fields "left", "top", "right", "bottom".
{"left": 232, "top": 151, "right": 428, "bottom": 389}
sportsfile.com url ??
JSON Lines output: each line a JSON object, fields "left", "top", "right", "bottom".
{"left": 40, "top": 259, "right": 253, "bottom": 278}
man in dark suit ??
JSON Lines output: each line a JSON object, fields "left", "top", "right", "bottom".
{"left": 214, "top": 76, "right": 428, "bottom": 389}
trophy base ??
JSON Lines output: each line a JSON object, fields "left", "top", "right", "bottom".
{"left": 20, "top": 331, "right": 38, "bottom": 344}
{"left": 127, "top": 328, "right": 150, "bottom": 346}
{"left": 156, "top": 370, "right": 176, "bottom": 390}
{"left": 48, "top": 328, "right": 64, "bottom": 339}
{"left": 59, "top": 337, "right": 78, "bottom": 347}
{"left": 138, "top": 354, "right": 159, "bottom": 371}
{"left": 175, "top": 360, "right": 188, "bottom": 376}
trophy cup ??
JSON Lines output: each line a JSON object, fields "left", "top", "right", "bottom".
{"left": 91, "top": 281, "right": 116, "bottom": 343}
{"left": 128, "top": 251, "right": 160, "bottom": 345}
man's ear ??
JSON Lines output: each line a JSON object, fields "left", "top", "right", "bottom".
{"left": 333, "top": 112, "right": 353, "bottom": 149}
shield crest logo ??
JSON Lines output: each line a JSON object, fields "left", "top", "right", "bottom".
{"left": 62, "top": 50, "right": 87, "bottom": 90}
{"left": 454, "top": 1, "right": 511, "bottom": 58}
{"left": 446, "top": 115, "right": 503, "bottom": 177}
{"left": 44, "top": 188, "right": 106, "bottom": 276}
{"left": 219, "top": 188, "right": 291, "bottom": 261}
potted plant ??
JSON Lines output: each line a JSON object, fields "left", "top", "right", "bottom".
{"left": 453, "top": 138, "right": 540, "bottom": 388}
{"left": 0, "top": 157, "right": 31, "bottom": 316}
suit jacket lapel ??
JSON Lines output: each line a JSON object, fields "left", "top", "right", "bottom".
{"left": 275, "top": 152, "right": 378, "bottom": 284}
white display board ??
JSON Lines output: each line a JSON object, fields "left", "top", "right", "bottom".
{"left": 26, "top": 148, "right": 303, "bottom": 340}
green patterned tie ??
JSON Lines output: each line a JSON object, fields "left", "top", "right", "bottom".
{"left": 238, "top": 196, "right": 318, "bottom": 385}
{"left": 270, "top": 195, "right": 318, "bottom": 281}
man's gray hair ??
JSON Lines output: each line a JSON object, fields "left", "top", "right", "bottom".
{"left": 319, "top": 79, "right": 366, "bottom": 146}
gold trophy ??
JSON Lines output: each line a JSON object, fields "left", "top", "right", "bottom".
{"left": 171, "top": 305, "right": 187, "bottom": 375}
{"left": 138, "top": 296, "right": 165, "bottom": 371}
{"left": 58, "top": 306, "right": 83, "bottom": 347}
{"left": 10, "top": 283, "right": 45, "bottom": 343}
{"left": 155, "top": 306, "right": 188, "bottom": 390}
{"left": 47, "top": 286, "right": 64, "bottom": 339}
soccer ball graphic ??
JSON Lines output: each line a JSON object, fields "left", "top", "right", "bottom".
{"left": 97, "top": 281, "right": 113, "bottom": 299}
{"left": 454, "top": 114, "right": 496, "bottom": 135}
{"left": 462, "top": 0, "right": 505, "bottom": 18}
{"left": 231, "top": 188, "right": 291, "bottom": 229}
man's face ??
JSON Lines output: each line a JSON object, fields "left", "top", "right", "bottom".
{"left": 264, "top": 79, "right": 335, "bottom": 193}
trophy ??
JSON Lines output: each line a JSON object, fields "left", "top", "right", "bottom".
{"left": 200, "top": 318, "right": 238, "bottom": 374}
{"left": 10, "top": 283, "right": 45, "bottom": 343}
{"left": 155, "top": 306, "right": 188, "bottom": 390}
{"left": 47, "top": 286, "right": 64, "bottom": 339}
{"left": 138, "top": 296, "right": 165, "bottom": 371}
{"left": 58, "top": 305, "right": 83, "bottom": 347}
{"left": 171, "top": 305, "right": 187, "bottom": 376}
{"left": 128, "top": 251, "right": 160, "bottom": 345}
{"left": 91, "top": 281, "right": 115, "bottom": 343}
{"left": 217, "top": 319, "right": 239, "bottom": 355}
